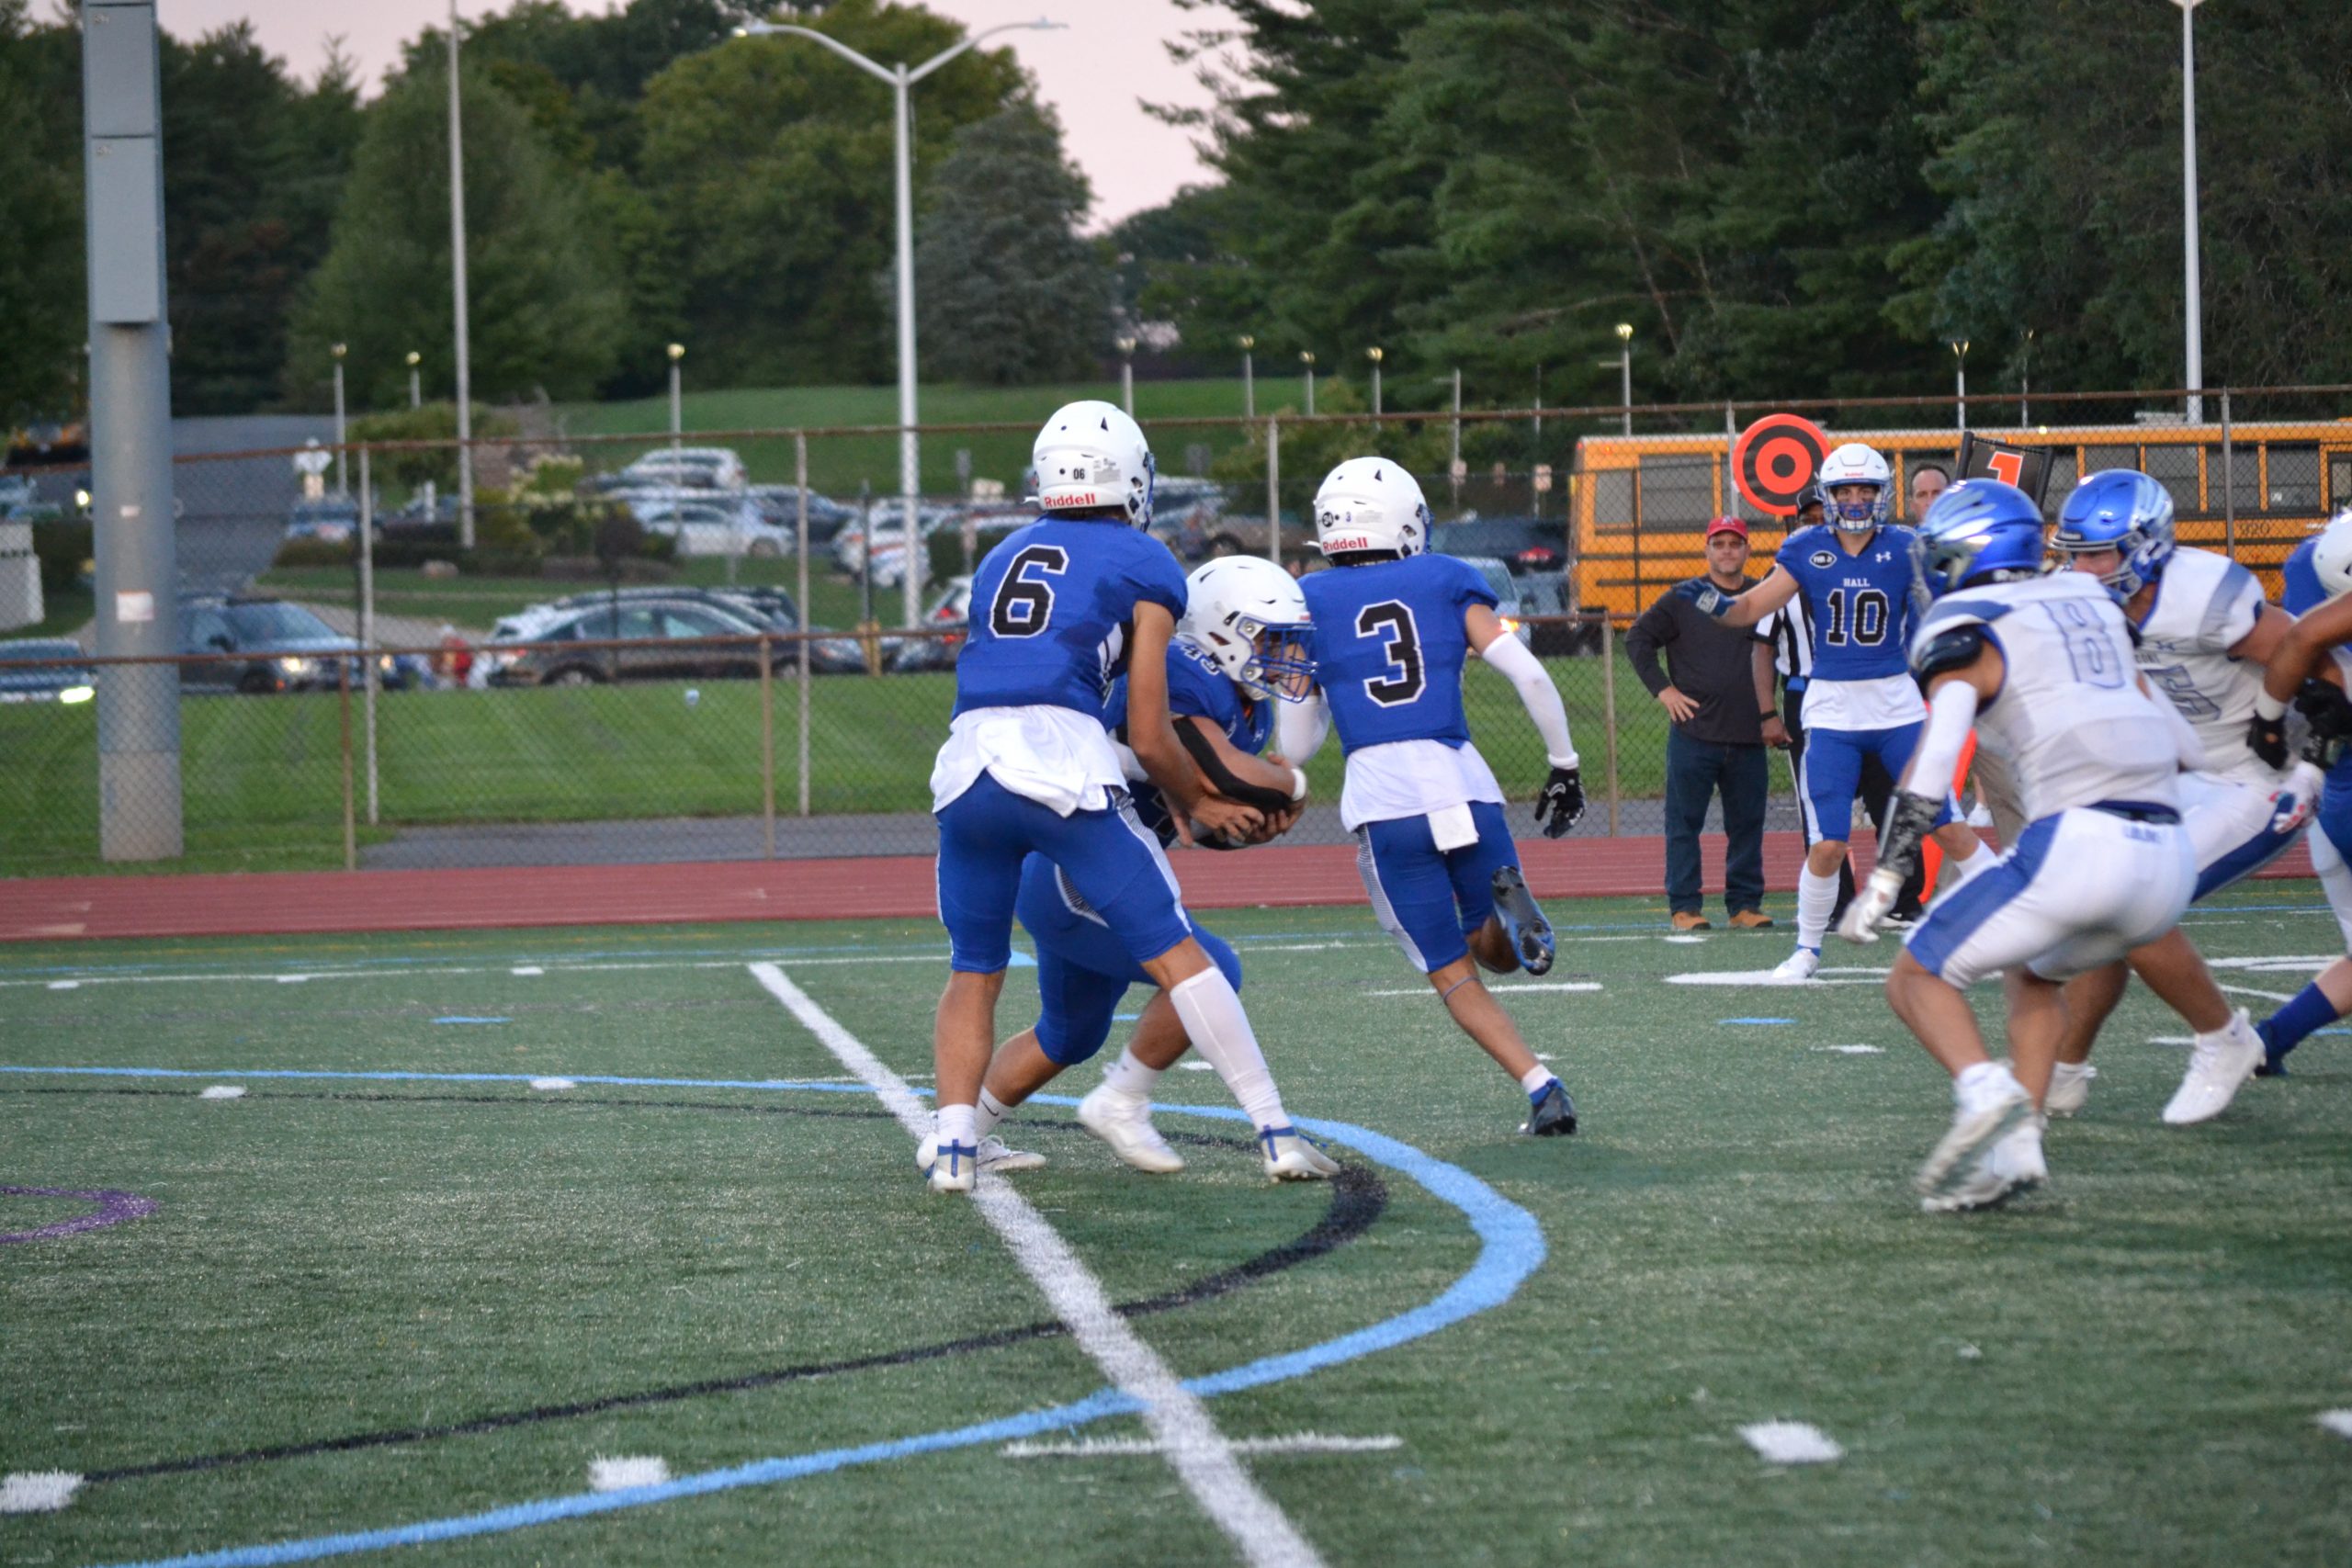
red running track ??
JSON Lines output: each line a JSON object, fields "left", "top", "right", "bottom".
{"left": 0, "top": 832, "right": 2314, "bottom": 943}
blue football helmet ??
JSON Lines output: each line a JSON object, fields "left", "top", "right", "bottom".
{"left": 1816, "top": 443, "right": 1893, "bottom": 534}
{"left": 2049, "top": 468, "right": 2175, "bottom": 597}
{"left": 1914, "top": 479, "right": 2047, "bottom": 598}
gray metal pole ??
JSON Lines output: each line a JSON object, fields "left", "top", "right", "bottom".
{"left": 359, "top": 447, "right": 379, "bottom": 825}
{"left": 796, "top": 433, "right": 812, "bottom": 818}
{"left": 448, "top": 0, "right": 475, "bottom": 547}
{"left": 1600, "top": 615, "right": 1620, "bottom": 837}
{"left": 1450, "top": 368, "right": 1463, "bottom": 509}
{"left": 894, "top": 64, "right": 921, "bottom": 632}
{"left": 332, "top": 349, "right": 347, "bottom": 496}
{"left": 1620, "top": 345, "right": 1631, "bottom": 436}
{"left": 2180, "top": 0, "right": 2204, "bottom": 424}
{"left": 83, "top": 0, "right": 181, "bottom": 861}
{"left": 1265, "top": 416, "right": 1281, "bottom": 566}
{"left": 2220, "top": 389, "right": 2235, "bottom": 558}
{"left": 1242, "top": 349, "right": 1253, "bottom": 421}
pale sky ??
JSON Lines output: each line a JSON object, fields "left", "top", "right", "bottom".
{"left": 151, "top": 0, "right": 1235, "bottom": 228}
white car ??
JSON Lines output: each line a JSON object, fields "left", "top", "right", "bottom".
{"left": 619, "top": 446, "right": 746, "bottom": 492}
{"left": 629, "top": 497, "right": 795, "bottom": 558}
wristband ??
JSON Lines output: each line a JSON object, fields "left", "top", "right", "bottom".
{"left": 1288, "top": 767, "right": 1309, "bottom": 802}
{"left": 2256, "top": 690, "right": 2288, "bottom": 722}
{"left": 1758, "top": 709, "right": 1779, "bottom": 721}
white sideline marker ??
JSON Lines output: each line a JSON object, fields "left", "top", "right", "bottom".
{"left": 528, "top": 1077, "right": 577, "bottom": 1092}
{"left": 2318, "top": 1410, "right": 2352, "bottom": 1441}
{"left": 46, "top": 979, "right": 79, "bottom": 990}
{"left": 1811, "top": 1044, "right": 1884, "bottom": 1055}
{"left": 276, "top": 974, "right": 311, "bottom": 984}
{"left": 1738, "top": 1421, "right": 1844, "bottom": 1465}
{"left": 511, "top": 965, "right": 545, "bottom": 976}
{"left": 1177, "top": 1060, "right": 1217, "bottom": 1072}
{"left": 588, "top": 1455, "right": 671, "bottom": 1492}
{"left": 0, "top": 1472, "right": 83, "bottom": 1514}
{"left": 1663, "top": 934, "right": 1707, "bottom": 945}
{"left": 748, "top": 962, "right": 1328, "bottom": 1568}
{"left": 1005, "top": 1433, "right": 1402, "bottom": 1460}
{"left": 198, "top": 1084, "right": 247, "bottom": 1100}
{"left": 1369, "top": 982, "right": 1600, "bottom": 998}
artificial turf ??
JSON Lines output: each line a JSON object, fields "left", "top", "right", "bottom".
{"left": 3, "top": 889, "right": 2348, "bottom": 1566}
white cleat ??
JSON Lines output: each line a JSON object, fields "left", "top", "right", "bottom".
{"left": 2044, "top": 1061, "right": 2098, "bottom": 1118}
{"left": 1916, "top": 1071, "right": 2032, "bottom": 1207}
{"left": 1076, "top": 1084, "right": 1185, "bottom": 1174}
{"left": 2163, "top": 1009, "right": 2264, "bottom": 1126}
{"left": 1259, "top": 1125, "right": 1340, "bottom": 1182}
{"left": 1771, "top": 946, "right": 1821, "bottom": 982}
{"left": 921, "top": 1134, "right": 978, "bottom": 1194}
{"left": 918, "top": 1132, "right": 1045, "bottom": 1179}
{"left": 1922, "top": 1116, "right": 2046, "bottom": 1213}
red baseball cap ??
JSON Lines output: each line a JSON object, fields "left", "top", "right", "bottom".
{"left": 1704, "top": 516, "right": 1747, "bottom": 541}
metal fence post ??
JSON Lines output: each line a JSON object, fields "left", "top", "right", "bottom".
{"left": 338, "top": 657, "right": 356, "bottom": 871}
{"left": 796, "top": 432, "right": 813, "bottom": 818}
{"left": 358, "top": 446, "right": 379, "bottom": 825}
{"left": 760, "top": 631, "right": 776, "bottom": 858}
{"left": 1600, "top": 615, "right": 1621, "bottom": 837}
{"left": 1265, "top": 416, "right": 1281, "bottom": 564}
{"left": 2220, "top": 389, "right": 2235, "bottom": 558}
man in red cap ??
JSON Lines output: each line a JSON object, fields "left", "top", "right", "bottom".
{"left": 1625, "top": 517, "right": 1774, "bottom": 931}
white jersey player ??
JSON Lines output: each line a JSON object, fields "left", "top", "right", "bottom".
{"left": 2038, "top": 469, "right": 2318, "bottom": 1119}
{"left": 1836, "top": 479, "right": 2256, "bottom": 1213}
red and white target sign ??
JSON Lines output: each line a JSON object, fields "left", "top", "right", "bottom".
{"left": 1730, "top": 414, "right": 1831, "bottom": 518}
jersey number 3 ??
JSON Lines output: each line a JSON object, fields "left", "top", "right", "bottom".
{"left": 989, "top": 545, "right": 1069, "bottom": 637}
{"left": 1356, "top": 601, "right": 1426, "bottom": 706}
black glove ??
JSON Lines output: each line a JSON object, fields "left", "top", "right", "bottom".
{"left": 2248, "top": 708, "right": 2290, "bottom": 771}
{"left": 1534, "top": 766, "right": 1586, "bottom": 837}
{"left": 2295, "top": 679, "right": 2352, "bottom": 740}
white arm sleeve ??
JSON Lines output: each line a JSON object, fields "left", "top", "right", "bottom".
{"left": 1904, "top": 678, "right": 1980, "bottom": 803}
{"left": 1276, "top": 690, "right": 1331, "bottom": 765}
{"left": 1480, "top": 632, "right": 1578, "bottom": 769}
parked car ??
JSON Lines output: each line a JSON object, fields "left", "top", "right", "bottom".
{"left": 546, "top": 585, "right": 867, "bottom": 673}
{"left": 888, "top": 575, "right": 975, "bottom": 671}
{"left": 616, "top": 446, "right": 746, "bottom": 492}
{"left": 484, "top": 595, "right": 791, "bottom": 687}
{"left": 0, "top": 471, "right": 38, "bottom": 517}
{"left": 1430, "top": 517, "right": 1583, "bottom": 652}
{"left": 0, "top": 638, "right": 96, "bottom": 705}
{"left": 626, "top": 495, "right": 795, "bottom": 558}
{"left": 485, "top": 588, "right": 867, "bottom": 681}
{"left": 176, "top": 595, "right": 416, "bottom": 694}
{"left": 286, "top": 497, "right": 359, "bottom": 543}
{"left": 747, "top": 484, "right": 858, "bottom": 542}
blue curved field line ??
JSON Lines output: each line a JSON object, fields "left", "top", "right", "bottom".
{"left": 13, "top": 1066, "right": 1546, "bottom": 1568}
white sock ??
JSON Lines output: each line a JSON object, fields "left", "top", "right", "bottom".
{"left": 1954, "top": 1060, "right": 2021, "bottom": 1109}
{"left": 1944, "top": 840, "right": 1993, "bottom": 889}
{"left": 1797, "top": 865, "right": 1839, "bottom": 951}
{"left": 974, "top": 1089, "right": 1010, "bottom": 1139}
{"left": 1168, "top": 966, "right": 1288, "bottom": 1132}
{"left": 935, "top": 1102, "right": 978, "bottom": 1148}
{"left": 1099, "top": 1044, "right": 1164, "bottom": 1100}
{"left": 1517, "top": 1063, "right": 1555, "bottom": 1097}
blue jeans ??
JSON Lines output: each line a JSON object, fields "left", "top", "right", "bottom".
{"left": 1664, "top": 728, "right": 1767, "bottom": 916}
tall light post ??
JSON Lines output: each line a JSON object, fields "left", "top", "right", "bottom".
{"left": 331, "top": 342, "right": 348, "bottom": 496}
{"left": 1951, "top": 339, "right": 1970, "bottom": 432}
{"left": 734, "top": 15, "right": 1065, "bottom": 628}
{"left": 1116, "top": 334, "right": 1137, "bottom": 416}
{"left": 405, "top": 349, "right": 422, "bottom": 411}
{"left": 2020, "top": 328, "right": 2034, "bottom": 426}
{"left": 1366, "top": 346, "right": 1384, "bottom": 416}
{"left": 1300, "top": 350, "right": 1316, "bottom": 417}
{"left": 1614, "top": 322, "right": 1634, "bottom": 435}
{"left": 2176, "top": 0, "right": 2205, "bottom": 423}
{"left": 447, "top": 0, "right": 474, "bottom": 548}
{"left": 1238, "top": 334, "right": 1254, "bottom": 420}
{"left": 666, "top": 340, "right": 685, "bottom": 462}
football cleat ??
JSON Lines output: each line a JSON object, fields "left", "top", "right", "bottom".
{"left": 1916, "top": 1071, "right": 2031, "bottom": 1206}
{"left": 1259, "top": 1125, "right": 1340, "bottom": 1181}
{"left": 922, "top": 1135, "right": 980, "bottom": 1194}
{"left": 2163, "top": 1009, "right": 2264, "bottom": 1125}
{"left": 2253, "top": 1015, "right": 2293, "bottom": 1078}
{"left": 1492, "top": 864, "right": 1555, "bottom": 976}
{"left": 1521, "top": 1077, "right": 1577, "bottom": 1137}
{"left": 919, "top": 1131, "right": 1046, "bottom": 1177}
{"left": 1771, "top": 946, "right": 1821, "bottom": 982}
{"left": 1923, "top": 1116, "right": 2045, "bottom": 1213}
{"left": 2044, "top": 1061, "right": 2097, "bottom": 1116}
{"left": 1076, "top": 1083, "right": 1185, "bottom": 1174}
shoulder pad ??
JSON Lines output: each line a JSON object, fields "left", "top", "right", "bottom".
{"left": 1912, "top": 623, "right": 1989, "bottom": 683}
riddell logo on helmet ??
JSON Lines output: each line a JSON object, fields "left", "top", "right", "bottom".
{"left": 1041, "top": 489, "right": 1098, "bottom": 508}
{"left": 1321, "top": 533, "right": 1374, "bottom": 552}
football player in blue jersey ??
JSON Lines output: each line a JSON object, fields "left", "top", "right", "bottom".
{"left": 1683, "top": 443, "right": 1986, "bottom": 979}
{"left": 949, "top": 557, "right": 1324, "bottom": 1176}
{"left": 1279, "top": 457, "right": 1585, "bottom": 1137}
{"left": 924, "top": 403, "right": 1333, "bottom": 1193}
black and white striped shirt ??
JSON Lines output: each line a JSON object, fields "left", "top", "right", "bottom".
{"left": 1755, "top": 594, "right": 1815, "bottom": 685}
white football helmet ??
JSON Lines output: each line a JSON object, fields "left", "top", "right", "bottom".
{"left": 1032, "top": 400, "right": 1155, "bottom": 528}
{"left": 1816, "top": 442, "right": 1893, "bottom": 534}
{"left": 2312, "top": 508, "right": 2352, "bottom": 600}
{"left": 1313, "top": 457, "right": 1430, "bottom": 558}
{"left": 1181, "top": 556, "right": 1316, "bottom": 702}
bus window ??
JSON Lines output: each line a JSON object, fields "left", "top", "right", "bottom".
{"left": 2206, "top": 446, "right": 2262, "bottom": 515}
{"left": 2332, "top": 455, "right": 2352, "bottom": 513}
{"left": 2083, "top": 444, "right": 2137, "bottom": 479}
{"left": 1592, "top": 468, "right": 1635, "bottom": 533}
{"left": 2046, "top": 450, "right": 2078, "bottom": 505}
{"left": 1637, "top": 455, "right": 1716, "bottom": 527}
{"left": 2265, "top": 445, "right": 2322, "bottom": 512}
{"left": 2145, "top": 445, "right": 2199, "bottom": 514}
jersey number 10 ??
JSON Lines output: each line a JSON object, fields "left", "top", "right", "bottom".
{"left": 1822, "top": 587, "right": 1890, "bottom": 647}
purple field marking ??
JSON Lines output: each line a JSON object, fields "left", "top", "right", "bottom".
{"left": 0, "top": 1185, "right": 159, "bottom": 1245}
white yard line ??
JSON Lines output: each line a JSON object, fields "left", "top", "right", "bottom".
{"left": 0, "top": 952, "right": 949, "bottom": 991}
{"left": 1003, "top": 1434, "right": 1401, "bottom": 1460}
{"left": 746, "top": 962, "right": 1326, "bottom": 1568}
{"left": 1367, "top": 982, "right": 1601, "bottom": 997}
{"left": 2216, "top": 982, "right": 2296, "bottom": 1005}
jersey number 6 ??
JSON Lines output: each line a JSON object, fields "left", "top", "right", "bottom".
{"left": 989, "top": 544, "right": 1069, "bottom": 637}
{"left": 1357, "top": 600, "right": 1426, "bottom": 706}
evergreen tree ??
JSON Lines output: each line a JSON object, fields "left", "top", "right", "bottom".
{"left": 0, "top": 0, "right": 81, "bottom": 426}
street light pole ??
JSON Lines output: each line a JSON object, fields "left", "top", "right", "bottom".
{"left": 1117, "top": 335, "right": 1137, "bottom": 416}
{"left": 447, "top": 0, "right": 474, "bottom": 548}
{"left": 405, "top": 350, "right": 422, "bottom": 411}
{"left": 1366, "top": 345, "right": 1383, "bottom": 416}
{"left": 1239, "top": 334, "right": 1254, "bottom": 420}
{"left": 734, "top": 16, "right": 1065, "bottom": 628}
{"left": 1951, "top": 340, "right": 1970, "bottom": 433}
{"left": 1614, "top": 322, "right": 1633, "bottom": 435}
{"left": 1300, "top": 350, "right": 1315, "bottom": 417}
{"left": 2020, "top": 329, "right": 2034, "bottom": 426}
{"left": 2176, "top": 0, "right": 2205, "bottom": 423}
{"left": 331, "top": 342, "right": 348, "bottom": 496}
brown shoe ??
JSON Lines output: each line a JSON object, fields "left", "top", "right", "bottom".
{"left": 1728, "top": 909, "right": 1776, "bottom": 930}
{"left": 1670, "top": 911, "right": 1713, "bottom": 932}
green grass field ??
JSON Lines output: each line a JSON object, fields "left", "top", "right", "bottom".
{"left": 0, "top": 655, "right": 1664, "bottom": 878}
{"left": 4, "top": 886, "right": 2348, "bottom": 1565}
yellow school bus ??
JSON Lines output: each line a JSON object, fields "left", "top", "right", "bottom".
{"left": 1569, "top": 422, "right": 2352, "bottom": 621}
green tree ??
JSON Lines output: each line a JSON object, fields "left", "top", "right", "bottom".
{"left": 913, "top": 106, "right": 1109, "bottom": 384}
{"left": 0, "top": 1, "right": 85, "bottom": 426}
{"left": 286, "top": 59, "right": 626, "bottom": 410}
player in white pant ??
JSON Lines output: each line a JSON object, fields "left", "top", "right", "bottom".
{"left": 2039, "top": 470, "right": 2318, "bottom": 1123}
{"left": 1838, "top": 480, "right": 2248, "bottom": 1213}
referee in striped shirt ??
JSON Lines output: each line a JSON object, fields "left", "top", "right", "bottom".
{"left": 1748, "top": 488, "right": 1925, "bottom": 922}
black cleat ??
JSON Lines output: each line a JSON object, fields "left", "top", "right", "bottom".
{"left": 1521, "top": 1077, "right": 1577, "bottom": 1136}
{"left": 1492, "top": 864, "right": 1555, "bottom": 976}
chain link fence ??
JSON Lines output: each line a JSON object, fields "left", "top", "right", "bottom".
{"left": 8, "top": 386, "right": 2346, "bottom": 877}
